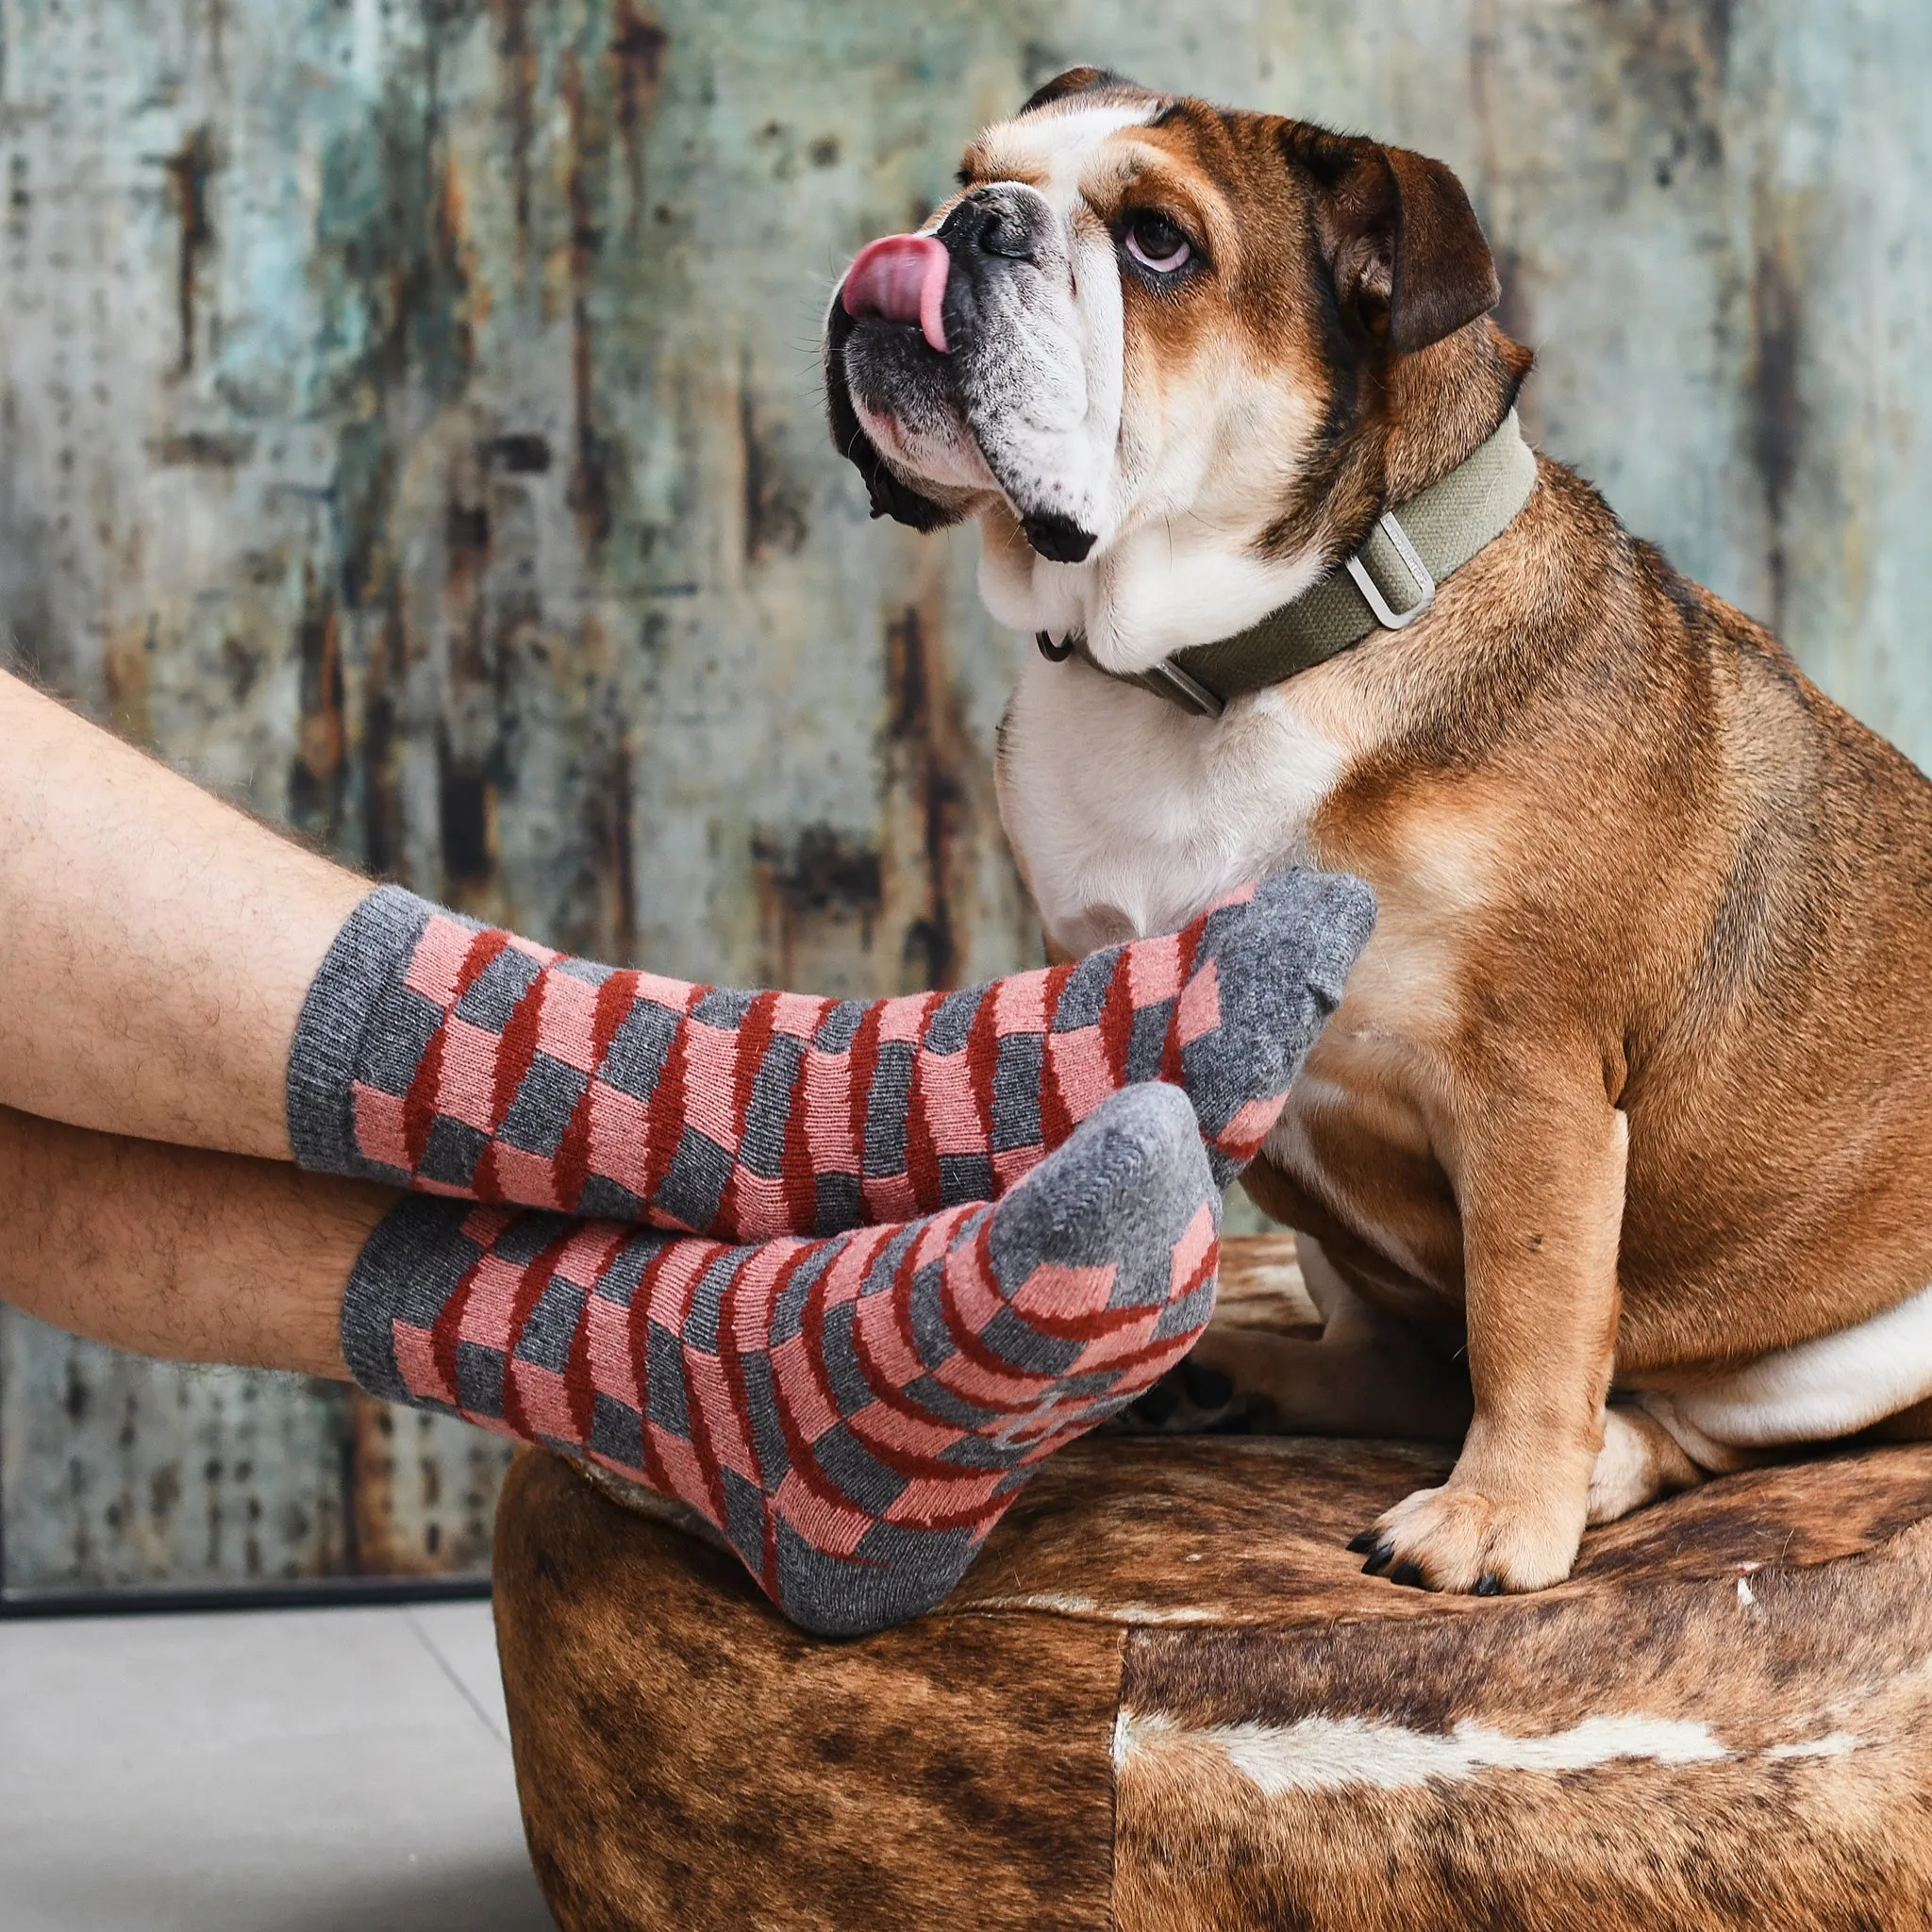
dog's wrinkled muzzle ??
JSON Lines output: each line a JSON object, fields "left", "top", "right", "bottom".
{"left": 841, "top": 235, "right": 951, "bottom": 354}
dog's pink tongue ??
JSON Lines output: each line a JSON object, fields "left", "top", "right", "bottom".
{"left": 841, "top": 235, "right": 950, "bottom": 353}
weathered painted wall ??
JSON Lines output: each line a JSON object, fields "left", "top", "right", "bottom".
{"left": 2, "top": 0, "right": 1928, "bottom": 1588}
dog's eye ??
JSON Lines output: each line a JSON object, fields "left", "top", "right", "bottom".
{"left": 1124, "top": 211, "right": 1193, "bottom": 275}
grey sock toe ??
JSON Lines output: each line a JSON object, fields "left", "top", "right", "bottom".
{"left": 1184, "top": 867, "right": 1377, "bottom": 1180}
{"left": 776, "top": 1081, "right": 1219, "bottom": 1636}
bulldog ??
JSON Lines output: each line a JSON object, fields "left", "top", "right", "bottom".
{"left": 821, "top": 68, "right": 1932, "bottom": 1594}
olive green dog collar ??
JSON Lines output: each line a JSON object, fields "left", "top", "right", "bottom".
{"left": 1038, "top": 410, "right": 1538, "bottom": 717}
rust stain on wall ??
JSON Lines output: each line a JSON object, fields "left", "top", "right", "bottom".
{"left": 880, "top": 596, "right": 979, "bottom": 993}
{"left": 361, "top": 593, "right": 407, "bottom": 879}
{"left": 159, "top": 125, "right": 217, "bottom": 376}
{"left": 1749, "top": 208, "right": 1806, "bottom": 635}
{"left": 492, "top": 1, "right": 540, "bottom": 256}
{"left": 741, "top": 370, "right": 811, "bottom": 562}
{"left": 290, "top": 568, "right": 347, "bottom": 843}
{"left": 584, "top": 692, "right": 640, "bottom": 960}
{"left": 560, "top": 49, "right": 615, "bottom": 555}
{"left": 348, "top": 1392, "right": 508, "bottom": 1576}
{"left": 752, "top": 824, "right": 884, "bottom": 990}
{"left": 1587, "top": 0, "right": 1731, "bottom": 181}
{"left": 102, "top": 618, "right": 155, "bottom": 752}
{"left": 609, "top": 4, "right": 669, "bottom": 158}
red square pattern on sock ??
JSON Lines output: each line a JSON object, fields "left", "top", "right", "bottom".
{"left": 352, "top": 894, "right": 1254, "bottom": 1243}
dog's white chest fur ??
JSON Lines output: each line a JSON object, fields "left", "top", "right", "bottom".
{"left": 996, "top": 654, "right": 1349, "bottom": 951}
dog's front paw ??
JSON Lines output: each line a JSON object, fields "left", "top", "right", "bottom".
{"left": 1347, "top": 1481, "right": 1585, "bottom": 1594}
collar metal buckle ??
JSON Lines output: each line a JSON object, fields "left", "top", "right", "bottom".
{"left": 1346, "top": 508, "right": 1437, "bottom": 630}
{"left": 1040, "top": 627, "right": 1225, "bottom": 719}
{"left": 1147, "top": 658, "right": 1225, "bottom": 718}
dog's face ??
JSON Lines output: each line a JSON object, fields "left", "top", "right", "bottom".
{"left": 824, "top": 70, "right": 1507, "bottom": 670}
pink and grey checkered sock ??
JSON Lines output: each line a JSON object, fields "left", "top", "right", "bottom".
{"left": 288, "top": 869, "right": 1374, "bottom": 1241}
{"left": 341, "top": 1083, "right": 1219, "bottom": 1635}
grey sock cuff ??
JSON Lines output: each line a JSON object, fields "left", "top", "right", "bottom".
{"left": 338, "top": 1192, "right": 477, "bottom": 1404}
{"left": 286, "top": 884, "right": 437, "bottom": 1175}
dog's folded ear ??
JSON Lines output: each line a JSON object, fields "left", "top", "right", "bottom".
{"left": 1016, "top": 67, "right": 1152, "bottom": 117}
{"left": 1378, "top": 146, "right": 1502, "bottom": 353}
{"left": 1285, "top": 125, "right": 1501, "bottom": 356}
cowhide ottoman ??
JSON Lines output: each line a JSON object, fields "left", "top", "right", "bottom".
{"left": 491, "top": 1240, "right": 1932, "bottom": 1932}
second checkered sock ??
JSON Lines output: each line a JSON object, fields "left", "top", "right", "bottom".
{"left": 288, "top": 869, "right": 1373, "bottom": 1241}
{"left": 341, "top": 1084, "right": 1219, "bottom": 1635}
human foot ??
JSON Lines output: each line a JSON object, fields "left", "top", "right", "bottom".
{"left": 340, "top": 1083, "right": 1221, "bottom": 1634}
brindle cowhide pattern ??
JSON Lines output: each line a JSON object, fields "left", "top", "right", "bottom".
{"left": 493, "top": 1242, "right": 1932, "bottom": 1932}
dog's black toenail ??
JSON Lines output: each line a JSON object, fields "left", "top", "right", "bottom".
{"left": 1345, "top": 1530, "right": 1377, "bottom": 1555}
{"left": 1182, "top": 1361, "right": 1236, "bottom": 1408}
{"left": 1474, "top": 1572, "right": 1503, "bottom": 1596}
{"left": 1361, "top": 1543, "right": 1394, "bottom": 1576}
{"left": 1390, "top": 1560, "right": 1425, "bottom": 1589}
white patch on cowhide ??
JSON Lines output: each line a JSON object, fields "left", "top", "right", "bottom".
{"left": 969, "top": 1592, "right": 1232, "bottom": 1624}
{"left": 966, "top": 1591, "right": 1102, "bottom": 1616}
{"left": 1114, "top": 1707, "right": 1863, "bottom": 1790}
{"left": 1763, "top": 1732, "right": 1860, "bottom": 1760}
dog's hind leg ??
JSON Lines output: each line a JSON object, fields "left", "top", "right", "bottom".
{"left": 1131, "top": 1235, "right": 1474, "bottom": 1441}
{"left": 1586, "top": 1405, "right": 1705, "bottom": 1524}
{"left": 1627, "top": 1279, "right": 1932, "bottom": 1463}
{"left": 1179, "top": 1324, "right": 1474, "bottom": 1440}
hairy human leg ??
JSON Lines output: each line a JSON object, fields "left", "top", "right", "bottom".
{"left": 1, "top": 1087, "right": 1225, "bottom": 1635}
{"left": 0, "top": 670, "right": 367, "bottom": 1158}
{"left": 0, "top": 1102, "right": 388, "bottom": 1377}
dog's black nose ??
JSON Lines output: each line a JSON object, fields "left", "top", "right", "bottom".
{"left": 941, "top": 191, "right": 1041, "bottom": 262}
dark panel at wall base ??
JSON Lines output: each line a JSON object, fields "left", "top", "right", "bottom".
{"left": 0, "top": 1313, "right": 509, "bottom": 1591}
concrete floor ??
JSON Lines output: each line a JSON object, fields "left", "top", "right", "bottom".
{"left": 0, "top": 1600, "right": 555, "bottom": 1931}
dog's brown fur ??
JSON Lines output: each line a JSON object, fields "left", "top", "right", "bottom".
{"left": 831, "top": 75, "right": 1932, "bottom": 1593}
{"left": 1208, "top": 149, "right": 1932, "bottom": 1588}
